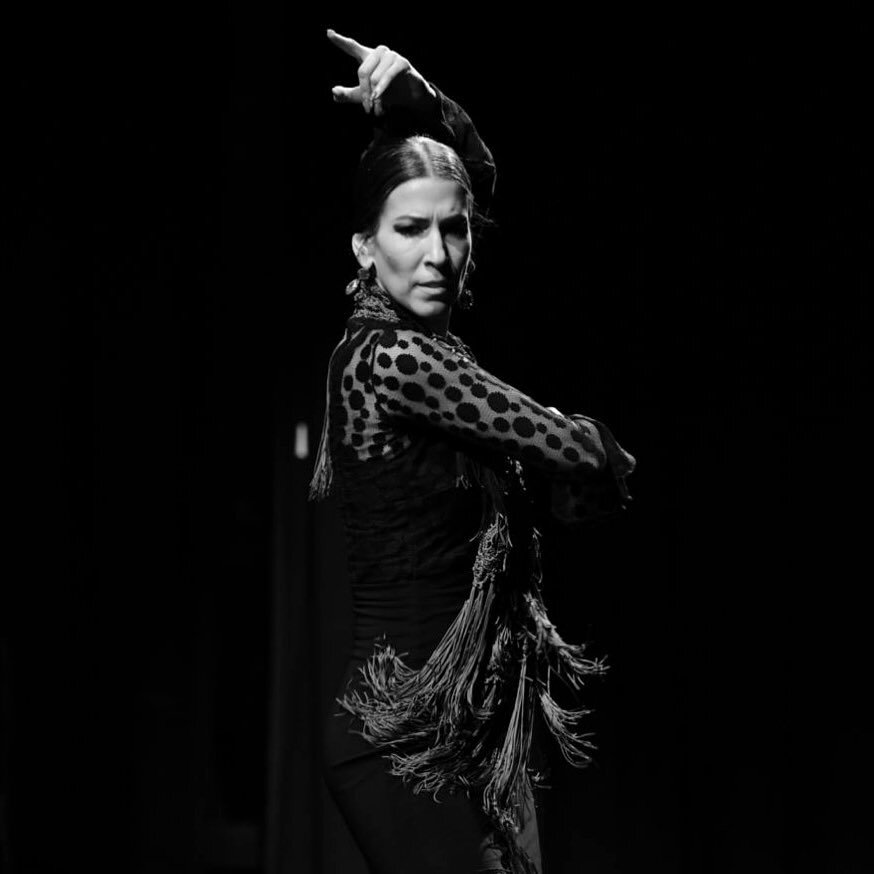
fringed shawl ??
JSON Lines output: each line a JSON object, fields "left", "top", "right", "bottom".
{"left": 310, "top": 284, "right": 614, "bottom": 874}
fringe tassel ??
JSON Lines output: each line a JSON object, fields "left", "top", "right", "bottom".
{"left": 339, "top": 511, "right": 509, "bottom": 741}
{"left": 491, "top": 807, "right": 541, "bottom": 874}
{"left": 454, "top": 450, "right": 472, "bottom": 490}
{"left": 338, "top": 452, "right": 608, "bottom": 874}
{"left": 538, "top": 685, "right": 598, "bottom": 768}
{"left": 308, "top": 415, "right": 333, "bottom": 502}
{"left": 482, "top": 644, "right": 535, "bottom": 832}
{"left": 337, "top": 511, "right": 511, "bottom": 794}
{"left": 455, "top": 450, "right": 514, "bottom": 549}
{"left": 523, "top": 591, "right": 609, "bottom": 691}
{"left": 309, "top": 333, "right": 349, "bottom": 501}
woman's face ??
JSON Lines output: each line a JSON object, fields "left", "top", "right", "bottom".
{"left": 353, "top": 176, "right": 471, "bottom": 334}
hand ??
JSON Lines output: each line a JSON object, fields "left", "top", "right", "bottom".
{"left": 326, "top": 28, "right": 437, "bottom": 117}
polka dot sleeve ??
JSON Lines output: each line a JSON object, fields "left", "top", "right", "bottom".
{"left": 368, "top": 326, "right": 610, "bottom": 479}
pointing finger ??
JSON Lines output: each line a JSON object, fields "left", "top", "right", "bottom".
{"left": 326, "top": 28, "right": 372, "bottom": 62}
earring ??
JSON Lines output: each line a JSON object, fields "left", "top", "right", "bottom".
{"left": 346, "top": 262, "right": 376, "bottom": 296}
{"left": 456, "top": 258, "right": 476, "bottom": 310}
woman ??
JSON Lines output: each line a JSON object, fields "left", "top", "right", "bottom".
{"left": 312, "top": 29, "right": 636, "bottom": 874}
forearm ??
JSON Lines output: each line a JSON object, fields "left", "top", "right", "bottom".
{"left": 370, "top": 80, "right": 496, "bottom": 215}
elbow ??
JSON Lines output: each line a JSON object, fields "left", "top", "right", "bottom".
{"left": 557, "top": 447, "right": 606, "bottom": 482}
{"left": 579, "top": 446, "right": 608, "bottom": 476}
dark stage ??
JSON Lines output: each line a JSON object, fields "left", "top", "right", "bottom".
{"left": 6, "top": 10, "right": 871, "bottom": 874}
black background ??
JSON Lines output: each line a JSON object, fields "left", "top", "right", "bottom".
{"left": 7, "top": 9, "right": 871, "bottom": 874}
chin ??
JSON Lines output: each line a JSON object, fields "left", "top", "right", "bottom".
{"left": 415, "top": 300, "right": 451, "bottom": 317}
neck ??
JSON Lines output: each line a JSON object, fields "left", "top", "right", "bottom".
{"left": 419, "top": 310, "right": 452, "bottom": 337}
{"left": 355, "top": 278, "right": 452, "bottom": 338}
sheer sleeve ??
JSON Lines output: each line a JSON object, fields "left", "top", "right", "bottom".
{"left": 368, "top": 80, "right": 497, "bottom": 216}
{"left": 542, "top": 414, "right": 636, "bottom": 523}
{"left": 367, "top": 325, "right": 618, "bottom": 481}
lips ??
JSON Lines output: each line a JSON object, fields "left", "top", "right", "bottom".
{"left": 419, "top": 281, "right": 449, "bottom": 288}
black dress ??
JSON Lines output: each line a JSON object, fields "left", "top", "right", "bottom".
{"left": 314, "top": 84, "right": 635, "bottom": 874}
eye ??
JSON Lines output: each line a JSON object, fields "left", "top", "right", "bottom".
{"left": 395, "top": 224, "right": 424, "bottom": 237}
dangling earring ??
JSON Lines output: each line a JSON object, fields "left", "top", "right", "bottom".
{"left": 456, "top": 258, "right": 476, "bottom": 311}
{"left": 346, "top": 262, "right": 376, "bottom": 297}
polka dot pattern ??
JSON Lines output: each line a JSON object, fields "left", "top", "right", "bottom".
{"left": 335, "top": 326, "right": 609, "bottom": 475}
{"left": 330, "top": 323, "right": 614, "bottom": 476}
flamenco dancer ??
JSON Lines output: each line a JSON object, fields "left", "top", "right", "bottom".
{"left": 313, "top": 28, "right": 636, "bottom": 874}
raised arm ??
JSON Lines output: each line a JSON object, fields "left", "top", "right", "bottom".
{"left": 327, "top": 29, "right": 496, "bottom": 215}
{"left": 372, "top": 82, "right": 496, "bottom": 217}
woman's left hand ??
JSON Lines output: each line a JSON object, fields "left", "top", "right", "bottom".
{"left": 326, "top": 28, "right": 437, "bottom": 117}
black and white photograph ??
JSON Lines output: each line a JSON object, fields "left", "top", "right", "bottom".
{"left": 5, "top": 10, "right": 870, "bottom": 873}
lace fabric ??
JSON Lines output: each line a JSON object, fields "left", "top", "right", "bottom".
{"left": 311, "top": 279, "right": 635, "bottom": 508}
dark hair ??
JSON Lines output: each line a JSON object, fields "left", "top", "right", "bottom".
{"left": 352, "top": 135, "right": 492, "bottom": 242}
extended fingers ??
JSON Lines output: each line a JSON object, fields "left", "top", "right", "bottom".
{"left": 356, "top": 44, "right": 389, "bottom": 112}
{"left": 369, "top": 52, "right": 408, "bottom": 100}
{"left": 326, "top": 28, "right": 371, "bottom": 61}
{"left": 371, "top": 56, "right": 410, "bottom": 115}
{"left": 326, "top": 32, "right": 409, "bottom": 115}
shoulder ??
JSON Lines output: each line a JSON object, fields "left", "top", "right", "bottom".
{"left": 371, "top": 327, "right": 479, "bottom": 377}
{"left": 344, "top": 317, "right": 427, "bottom": 348}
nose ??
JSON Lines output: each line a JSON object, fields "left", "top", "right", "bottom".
{"left": 423, "top": 225, "right": 449, "bottom": 267}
